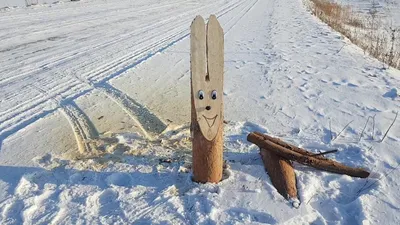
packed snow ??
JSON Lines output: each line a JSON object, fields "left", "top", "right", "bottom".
{"left": 0, "top": 0, "right": 65, "bottom": 8}
{"left": 340, "top": 0, "right": 400, "bottom": 26}
{"left": 0, "top": 0, "right": 399, "bottom": 224}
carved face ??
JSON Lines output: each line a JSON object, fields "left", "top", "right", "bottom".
{"left": 191, "top": 15, "right": 224, "bottom": 141}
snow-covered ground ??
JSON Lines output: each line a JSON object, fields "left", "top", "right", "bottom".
{"left": 340, "top": 0, "right": 400, "bottom": 27}
{"left": 0, "top": 0, "right": 65, "bottom": 8}
{"left": 0, "top": 0, "right": 400, "bottom": 224}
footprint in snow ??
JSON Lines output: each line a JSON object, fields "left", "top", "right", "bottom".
{"left": 87, "top": 189, "right": 121, "bottom": 216}
{"left": 383, "top": 88, "right": 398, "bottom": 100}
{"left": 224, "top": 208, "right": 277, "bottom": 224}
{"left": 1, "top": 199, "right": 24, "bottom": 225}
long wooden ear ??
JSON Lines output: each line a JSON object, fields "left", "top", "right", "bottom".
{"left": 191, "top": 16, "right": 206, "bottom": 82}
{"left": 206, "top": 15, "right": 224, "bottom": 83}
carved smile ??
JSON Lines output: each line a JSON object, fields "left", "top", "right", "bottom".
{"left": 202, "top": 115, "right": 218, "bottom": 128}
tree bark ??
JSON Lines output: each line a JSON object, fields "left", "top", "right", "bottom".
{"left": 191, "top": 95, "right": 224, "bottom": 183}
{"left": 260, "top": 149, "right": 298, "bottom": 200}
{"left": 248, "top": 132, "right": 370, "bottom": 178}
{"left": 253, "top": 132, "right": 328, "bottom": 160}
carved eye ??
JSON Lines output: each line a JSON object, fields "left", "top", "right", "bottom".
{"left": 211, "top": 90, "right": 217, "bottom": 100}
{"left": 198, "top": 90, "right": 204, "bottom": 100}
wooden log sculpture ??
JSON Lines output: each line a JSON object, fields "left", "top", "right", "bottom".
{"left": 260, "top": 148, "right": 298, "bottom": 202}
{"left": 248, "top": 132, "right": 370, "bottom": 178}
{"left": 191, "top": 15, "right": 224, "bottom": 183}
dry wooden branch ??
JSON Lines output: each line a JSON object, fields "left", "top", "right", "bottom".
{"left": 248, "top": 132, "right": 370, "bottom": 178}
{"left": 260, "top": 149, "right": 298, "bottom": 200}
{"left": 253, "top": 132, "right": 328, "bottom": 160}
{"left": 311, "top": 149, "right": 338, "bottom": 156}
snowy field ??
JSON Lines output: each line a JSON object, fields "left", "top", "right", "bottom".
{"left": 340, "top": 0, "right": 400, "bottom": 27}
{"left": 0, "top": 0, "right": 400, "bottom": 224}
{"left": 0, "top": 0, "right": 65, "bottom": 8}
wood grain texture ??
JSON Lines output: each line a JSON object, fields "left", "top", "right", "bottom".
{"left": 191, "top": 95, "right": 223, "bottom": 183}
{"left": 190, "top": 15, "right": 224, "bottom": 183}
{"left": 191, "top": 15, "right": 224, "bottom": 141}
{"left": 247, "top": 132, "right": 370, "bottom": 178}
{"left": 260, "top": 149, "right": 298, "bottom": 200}
{"left": 253, "top": 132, "right": 328, "bottom": 160}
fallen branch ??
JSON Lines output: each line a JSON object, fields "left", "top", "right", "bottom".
{"left": 253, "top": 132, "right": 328, "bottom": 160}
{"left": 248, "top": 132, "right": 370, "bottom": 178}
{"left": 260, "top": 148, "right": 298, "bottom": 201}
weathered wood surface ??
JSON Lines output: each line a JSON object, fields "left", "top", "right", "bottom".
{"left": 248, "top": 132, "right": 370, "bottom": 178}
{"left": 260, "top": 148, "right": 298, "bottom": 200}
{"left": 191, "top": 15, "right": 224, "bottom": 183}
{"left": 253, "top": 132, "right": 328, "bottom": 160}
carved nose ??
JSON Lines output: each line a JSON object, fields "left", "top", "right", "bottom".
{"left": 206, "top": 106, "right": 211, "bottom": 110}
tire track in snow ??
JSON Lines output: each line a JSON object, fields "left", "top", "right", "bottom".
{"left": 223, "top": 0, "right": 260, "bottom": 35}
{"left": 0, "top": 0, "right": 133, "bottom": 23}
{"left": 0, "top": 0, "right": 194, "bottom": 70}
{"left": 0, "top": 85, "right": 92, "bottom": 153}
{"left": 0, "top": 0, "right": 247, "bottom": 116}
{"left": 0, "top": 0, "right": 241, "bottom": 88}
{"left": 0, "top": 0, "right": 254, "bottom": 150}
{"left": 60, "top": 103, "right": 99, "bottom": 155}
{"left": 0, "top": 0, "right": 190, "bottom": 39}
{"left": 0, "top": 1, "right": 203, "bottom": 84}
{"left": 27, "top": 73, "right": 164, "bottom": 151}
{"left": 29, "top": 84, "right": 99, "bottom": 155}
{"left": 86, "top": 0, "right": 254, "bottom": 83}
{"left": 0, "top": 0, "right": 249, "bottom": 85}
{"left": 0, "top": 0, "right": 247, "bottom": 118}
{"left": 0, "top": 9, "right": 197, "bottom": 137}
{"left": 94, "top": 83, "right": 166, "bottom": 140}
{"left": 0, "top": 81, "right": 88, "bottom": 132}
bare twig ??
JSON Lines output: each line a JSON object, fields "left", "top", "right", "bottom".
{"left": 329, "top": 119, "right": 333, "bottom": 141}
{"left": 359, "top": 115, "right": 376, "bottom": 142}
{"left": 306, "top": 193, "right": 317, "bottom": 205}
{"left": 359, "top": 117, "right": 371, "bottom": 142}
{"left": 312, "top": 149, "right": 338, "bottom": 157}
{"left": 356, "top": 179, "right": 371, "bottom": 196}
{"left": 332, "top": 120, "right": 354, "bottom": 141}
{"left": 355, "top": 146, "right": 374, "bottom": 195}
{"left": 380, "top": 111, "right": 398, "bottom": 143}
{"left": 357, "top": 162, "right": 400, "bottom": 195}
{"left": 371, "top": 115, "right": 376, "bottom": 140}
{"left": 336, "top": 43, "right": 347, "bottom": 54}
